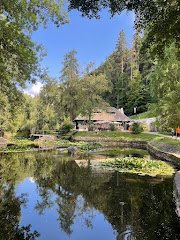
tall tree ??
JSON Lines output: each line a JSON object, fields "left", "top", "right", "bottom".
{"left": 93, "top": 30, "right": 153, "bottom": 115}
{"left": 79, "top": 73, "right": 110, "bottom": 123}
{"left": 0, "top": 0, "right": 68, "bottom": 131}
{"left": 37, "top": 80, "right": 60, "bottom": 130}
{"left": 95, "top": 31, "right": 130, "bottom": 110}
{"left": 130, "top": 33, "right": 141, "bottom": 81}
{"left": 116, "top": 30, "right": 127, "bottom": 74}
{"left": 60, "top": 50, "right": 80, "bottom": 120}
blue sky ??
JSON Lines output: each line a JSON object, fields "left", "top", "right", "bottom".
{"left": 32, "top": 10, "right": 135, "bottom": 78}
{"left": 28, "top": 10, "right": 135, "bottom": 95}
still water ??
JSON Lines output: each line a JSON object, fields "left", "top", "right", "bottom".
{"left": 0, "top": 149, "right": 180, "bottom": 240}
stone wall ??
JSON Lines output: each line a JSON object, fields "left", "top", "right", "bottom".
{"left": 38, "top": 135, "right": 57, "bottom": 141}
{"left": 147, "top": 142, "right": 180, "bottom": 166}
{"left": 74, "top": 136, "right": 180, "bottom": 164}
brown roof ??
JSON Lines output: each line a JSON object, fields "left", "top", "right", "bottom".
{"left": 75, "top": 107, "right": 131, "bottom": 122}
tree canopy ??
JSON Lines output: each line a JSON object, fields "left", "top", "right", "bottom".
{"left": 0, "top": 0, "right": 68, "bottom": 132}
{"left": 0, "top": 0, "right": 68, "bottom": 86}
{"left": 150, "top": 44, "right": 180, "bottom": 129}
{"left": 0, "top": 0, "right": 68, "bottom": 30}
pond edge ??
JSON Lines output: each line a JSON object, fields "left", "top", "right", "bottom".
{"left": 73, "top": 136, "right": 180, "bottom": 164}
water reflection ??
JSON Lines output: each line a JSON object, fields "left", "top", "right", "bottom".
{"left": 0, "top": 151, "right": 179, "bottom": 240}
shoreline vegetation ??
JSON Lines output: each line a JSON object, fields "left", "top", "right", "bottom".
{"left": 0, "top": 131, "right": 179, "bottom": 153}
{"left": 0, "top": 131, "right": 179, "bottom": 177}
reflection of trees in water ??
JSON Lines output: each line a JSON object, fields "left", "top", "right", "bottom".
{"left": 116, "top": 225, "right": 135, "bottom": 240}
{"left": 97, "top": 172, "right": 180, "bottom": 240}
{"left": 0, "top": 151, "right": 180, "bottom": 239}
{"left": 56, "top": 191, "right": 76, "bottom": 235}
{"left": 32, "top": 154, "right": 180, "bottom": 239}
{"left": 0, "top": 154, "right": 40, "bottom": 240}
{"left": 33, "top": 156, "right": 105, "bottom": 235}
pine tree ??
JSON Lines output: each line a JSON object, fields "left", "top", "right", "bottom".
{"left": 130, "top": 33, "right": 141, "bottom": 81}
{"left": 60, "top": 50, "right": 80, "bottom": 120}
{"left": 116, "top": 30, "right": 127, "bottom": 74}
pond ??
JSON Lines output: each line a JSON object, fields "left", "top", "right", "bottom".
{"left": 0, "top": 148, "right": 180, "bottom": 240}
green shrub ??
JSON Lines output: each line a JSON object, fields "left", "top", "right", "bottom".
{"left": 88, "top": 121, "right": 94, "bottom": 131}
{"left": 109, "top": 123, "right": 116, "bottom": 131}
{"left": 60, "top": 120, "right": 74, "bottom": 133}
{"left": 81, "top": 142, "right": 102, "bottom": 152}
{"left": 16, "top": 126, "right": 31, "bottom": 138}
{"left": 131, "top": 122, "right": 143, "bottom": 134}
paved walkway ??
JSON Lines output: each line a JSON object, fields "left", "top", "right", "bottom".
{"left": 144, "top": 132, "right": 180, "bottom": 141}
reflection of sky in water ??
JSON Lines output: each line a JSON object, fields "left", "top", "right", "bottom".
{"left": 16, "top": 178, "right": 116, "bottom": 240}
{"left": 1, "top": 150, "right": 179, "bottom": 240}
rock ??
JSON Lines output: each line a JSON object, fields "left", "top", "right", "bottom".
{"left": 39, "top": 135, "right": 57, "bottom": 141}
{"left": 68, "top": 146, "right": 78, "bottom": 156}
{"left": 0, "top": 137, "right": 7, "bottom": 148}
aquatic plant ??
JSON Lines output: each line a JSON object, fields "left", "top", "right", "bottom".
{"left": 99, "top": 148, "right": 148, "bottom": 158}
{"left": 93, "top": 157, "right": 175, "bottom": 177}
{"left": 80, "top": 142, "right": 102, "bottom": 152}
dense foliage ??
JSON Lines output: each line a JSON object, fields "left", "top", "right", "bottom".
{"left": 8, "top": 50, "right": 109, "bottom": 133}
{"left": 149, "top": 44, "right": 180, "bottom": 129}
{"left": 131, "top": 122, "right": 143, "bottom": 134}
{"left": 0, "top": 0, "right": 68, "bottom": 132}
{"left": 95, "top": 31, "right": 153, "bottom": 116}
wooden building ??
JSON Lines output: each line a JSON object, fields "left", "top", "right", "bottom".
{"left": 74, "top": 107, "right": 131, "bottom": 131}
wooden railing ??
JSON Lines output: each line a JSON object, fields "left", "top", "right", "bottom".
{"left": 31, "top": 130, "right": 67, "bottom": 136}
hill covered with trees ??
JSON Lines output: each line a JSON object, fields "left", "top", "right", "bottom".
{"left": 0, "top": 0, "right": 179, "bottom": 134}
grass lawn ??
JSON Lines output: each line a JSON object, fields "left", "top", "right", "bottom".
{"left": 158, "top": 132, "right": 172, "bottom": 136}
{"left": 75, "top": 131, "right": 159, "bottom": 140}
{"left": 75, "top": 131, "right": 180, "bottom": 149}
{"left": 153, "top": 137, "right": 180, "bottom": 146}
{"left": 130, "top": 111, "right": 155, "bottom": 120}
